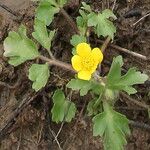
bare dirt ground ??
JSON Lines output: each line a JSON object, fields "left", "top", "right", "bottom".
{"left": 0, "top": 0, "right": 150, "bottom": 150}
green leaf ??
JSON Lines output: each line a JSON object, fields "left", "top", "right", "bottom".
{"left": 107, "top": 56, "right": 123, "bottom": 83}
{"left": 70, "top": 34, "right": 86, "bottom": 47}
{"left": 93, "top": 103, "right": 130, "bottom": 150}
{"left": 67, "top": 79, "right": 90, "bottom": 96}
{"left": 87, "top": 98, "right": 102, "bottom": 116}
{"left": 107, "top": 56, "right": 149, "bottom": 95}
{"left": 76, "top": 10, "right": 88, "bottom": 35}
{"left": 70, "top": 34, "right": 86, "bottom": 55}
{"left": 81, "top": 2, "right": 92, "bottom": 12}
{"left": 51, "top": 89, "right": 76, "bottom": 123}
{"left": 36, "top": 1, "right": 59, "bottom": 26}
{"left": 57, "top": 0, "right": 68, "bottom": 7}
{"left": 67, "top": 79, "right": 103, "bottom": 96}
{"left": 43, "top": 0, "right": 57, "bottom": 6}
{"left": 3, "top": 25, "right": 39, "bottom": 66}
{"left": 29, "top": 63, "right": 50, "bottom": 91}
{"left": 32, "top": 19, "right": 55, "bottom": 50}
{"left": 88, "top": 9, "right": 117, "bottom": 39}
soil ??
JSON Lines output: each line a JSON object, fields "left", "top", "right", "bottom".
{"left": 0, "top": 0, "right": 150, "bottom": 150}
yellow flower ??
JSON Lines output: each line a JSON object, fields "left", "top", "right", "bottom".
{"left": 71, "top": 42, "right": 103, "bottom": 80}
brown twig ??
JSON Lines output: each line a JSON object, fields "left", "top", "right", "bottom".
{"left": 0, "top": 3, "right": 18, "bottom": 17}
{"left": 133, "top": 12, "right": 150, "bottom": 26}
{"left": 97, "top": 39, "right": 148, "bottom": 61}
{"left": 129, "top": 120, "right": 150, "bottom": 132}
{"left": 121, "top": 92, "right": 150, "bottom": 110}
{"left": 49, "top": 126, "right": 63, "bottom": 150}
{"left": 112, "top": 0, "right": 117, "bottom": 11}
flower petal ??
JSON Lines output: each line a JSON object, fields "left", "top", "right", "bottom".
{"left": 91, "top": 48, "right": 103, "bottom": 63}
{"left": 90, "top": 65, "right": 98, "bottom": 74}
{"left": 78, "top": 71, "right": 92, "bottom": 80}
{"left": 76, "top": 43, "right": 91, "bottom": 57}
{"left": 71, "top": 55, "right": 82, "bottom": 71}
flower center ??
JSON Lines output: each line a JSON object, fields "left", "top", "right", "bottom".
{"left": 81, "top": 55, "right": 95, "bottom": 71}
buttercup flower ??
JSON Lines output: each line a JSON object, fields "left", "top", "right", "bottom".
{"left": 71, "top": 42, "right": 103, "bottom": 80}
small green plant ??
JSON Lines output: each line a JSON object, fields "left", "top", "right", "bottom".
{"left": 3, "top": 1, "right": 149, "bottom": 149}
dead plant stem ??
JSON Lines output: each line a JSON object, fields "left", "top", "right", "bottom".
{"left": 121, "top": 92, "right": 150, "bottom": 110}
{"left": 97, "top": 39, "right": 148, "bottom": 61}
{"left": 133, "top": 12, "right": 150, "bottom": 26}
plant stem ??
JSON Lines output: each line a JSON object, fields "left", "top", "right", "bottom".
{"left": 39, "top": 55, "right": 75, "bottom": 73}
{"left": 101, "top": 37, "right": 111, "bottom": 52}
{"left": 97, "top": 39, "right": 148, "bottom": 61}
{"left": 60, "top": 8, "right": 79, "bottom": 34}
{"left": 47, "top": 49, "right": 55, "bottom": 60}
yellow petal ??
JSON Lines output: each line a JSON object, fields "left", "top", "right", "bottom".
{"left": 90, "top": 65, "right": 98, "bottom": 74}
{"left": 71, "top": 55, "right": 82, "bottom": 71}
{"left": 78, "top": 71, "right": 92, "bottom": 80}
{"left": 91, "top": 48, "right": 103, "bottom": 63}
{"left": 76, "top": 43, "right": 91, "bottom": 57}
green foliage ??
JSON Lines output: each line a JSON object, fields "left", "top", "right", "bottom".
{"left": 106, "top": 56, "right": 148, "bottom": 94}
{"left": 76, "top": 10, "right": 88, "bottom": 36}
{"left": 81, "top": 2, "right": 92, "bottom": 13}
{"left": 93, "top": 103, "right": 130, "bottom": 150}
{"left": 29, "top": 63, "right": 50, "bottom": 91}
{"left": 70, "top": 34, "right": 86, "bottom": 55}
{"left": 88, "top": 9, "right": 117, "bottom": 39}
{"left": 35, "top": 0, "right": 68, "bottom": 26}
{"left": 70, "top": 35, "right": 86, "bottom": 47}
{"left": 32, "top": 19, "right": 55, "bottom": 50}
{"left": 51, "top": 89, "right": 76, "bottom": 123}
{"left": 36, "top": 1, "right": 59, "bottom": 26}
{"left": 3, "top": 25, "right": 39, "bottom": 66}
{"left": 87, "top": 97, "right": 102, "bottom": 116}
{"left": 57, "top": 0, "right": 68, "bottom": 7}
{"left": 67, "top": 79, "right": 103, "bottom": 96}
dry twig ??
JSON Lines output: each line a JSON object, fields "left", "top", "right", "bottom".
{"left": 133, "top": 13, "right": 150, "bottom": 26}
{"left": 121, "top": 92, "right": 150, "bottom": 110}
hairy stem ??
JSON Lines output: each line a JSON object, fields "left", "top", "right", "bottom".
{"left": 39, "top": 55, "right": 75, "bottom": 73}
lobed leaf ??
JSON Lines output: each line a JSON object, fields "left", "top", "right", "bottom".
{"left": 36, "top": 1, "right": 59, "bottom": 26}
{"left": 29, "top": 63, "right": 50, "bottom": 91}
{"left": 76, "top": 9, "right": 88, "bottom": 35}
{"left": 3, "top": 25, "right": 39, "bottom": 66}
{"left": 70, "top": 34, "right": 86, "bottom": 55}
{"left": 87, "top": 9, "right": 117, "bottom": 40}
{"left": 57, "top": 0, "right": 68, "bottom": 7}
{"left": 32, "top": 19, "right": 55, "bottom": 50}
{"left": 51, "top": 89, "right": 76, "bottom": 123}
{"left": 107, "top": 56, "right": 148, "bottom": 94}
{"left": 67, "top": 79, "right": 103, "bottom": 96}
{"left": 87, "top": 97, "right": 102, "bottom": 116}
{"left": 93, "top": 103, "right": 130, "bottom": 150}
{"left": 81, "top": 2, "right": 92, "bottom": 12}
